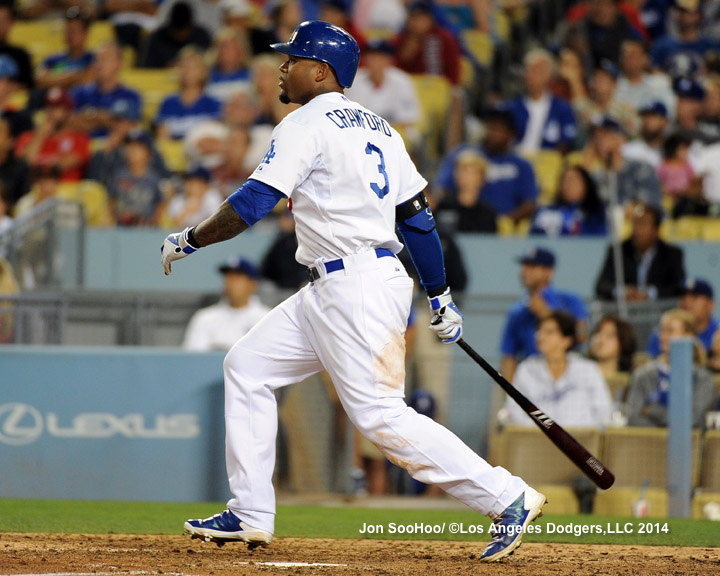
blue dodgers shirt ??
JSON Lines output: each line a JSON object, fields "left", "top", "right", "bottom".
{"left": 43, "top": 51, "right": 95, "bottom": 74}
{"left": 71, "top": 82, "right": 143, "bottom": 137}
{"left": 500, "top": 286, "right": 589, "bottom": 360}
{"left": 434, "top": 145, "right": 538, "bottom": 215}
{"left": 155, "top": 94, "right": 222, "bottom": 140}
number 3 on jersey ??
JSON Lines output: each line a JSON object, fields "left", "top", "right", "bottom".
{"left": 365, "top": 142, "right": 389, "bottom": 199}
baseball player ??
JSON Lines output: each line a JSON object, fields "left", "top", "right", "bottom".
{"left": 161, "top": 21, "right": 545, "bottom": 562}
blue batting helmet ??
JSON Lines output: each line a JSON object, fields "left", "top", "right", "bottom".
{"left": 270, "top": 20, "right": 361, "bottom": 88}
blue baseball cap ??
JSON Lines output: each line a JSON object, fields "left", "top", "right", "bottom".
{"left": 681, "top": 277, "right": 714, "bottom": 299}
{"left": 218, "top": 256, "right": 259, "bottom": 278}
{"left": 639, "top": 101, "right": 668, "bottom": 118}
{"left": 184, "top": 166, "right": 211, "bottom": 182}
{"left": 596, "top": 58, "right": 619, "bottom": 80}
{"left": 124, "top": 128, "right": 152, "bottom": 147}
{"left": 673, "top": 76, "right": 706, "bottom": 101}
{"left": 517, "top": 246, "right": 556, "bottom": 268}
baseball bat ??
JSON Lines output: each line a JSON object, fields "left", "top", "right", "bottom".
{"left": 456, "top": 338, "right": 615, "bottom": 490}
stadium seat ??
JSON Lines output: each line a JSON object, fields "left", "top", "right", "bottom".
{"left": 602, "top": 427, "right": 702, "bottom": 489}
{"left": 701, "top": 219, "right": 720, "bottom": 242}
{"left": 666, "top": 216, "right": 705, "bottom": 241}
{"left": 157, "top": 138, "right": 187, "bottom": 173}
{"left": 700, "top": 430, "right": 720, "bottom": 491}
{"left": 691, "top": 490, "right": 720, "bottom": 519}
{"left": 9, "top": 20, "right": 64, "bottom": 66}
{"left": 594, "top": 486, "right": 668, "bottom": 517}
{"left": 410, "top": 74, "right": 451, "bottom": 160}
{"left": 119, "top": 68, "right": 178, "bottom": 123}
{"left": 525, "top": 150, "right": 563, "bottom": 205}
{"left": 605, "top": 372, "right": 630, "bottom": 403}
{"left": 57, "top": 180, "right": 114, "bottom": 227}
{"left": 462, "top": 30, "right": 494, "bottom": 68}
{"left": 87, "top": 21, "right": 115, "bottom": 51}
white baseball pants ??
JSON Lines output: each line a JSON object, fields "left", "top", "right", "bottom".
{"left": 223, "top": 249, "right": 527, "bottom": 533}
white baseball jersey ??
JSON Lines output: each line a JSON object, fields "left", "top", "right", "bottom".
{"left": 249, "top": 92, "right": 427, "bottom": 266}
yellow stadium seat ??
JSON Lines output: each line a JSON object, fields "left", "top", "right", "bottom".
{"left": 157, "top": 138, "right": 187, "bottom": 173}
{"left": 9, "top": 20, "right": 64, "bottom": 66}
{"left": 602, "top": 427, "right": 702, "bottom": 489}
{"left": 56, "top": 180, "right": 114, "bottom": 227}
{"left": 462, "top": 30, "right": 494, "bottom": 68}
{"left": 87, "top": 21, "right": 115, "bottom": 51}
{"left": 364, "top": 28, "right": 394, "bottom": 41}
{"left": 119, "top": 68, "right": 178, "bottom": 123}
{"left": 606, "top": 372, "right": 630, "bottom": 403}
{"left": 494, "top": 424, "right": 602, "bottom": 486}
{"left": 594, "top": 486, "right": 668, "bottom": 517}
{"left": 666, "top": 216, "right": 705, "bottom": 241}
{"left": 700, "top": 430, "right": 720, "bottom": 491}
{"left": 526, "top": 150, "right": 563, "bottom": 205}
{"left": 701, "top": 219, "right": 720, "bottom": 242}
{"left": 411, "top": 74, "right": 451, "bottom": 160}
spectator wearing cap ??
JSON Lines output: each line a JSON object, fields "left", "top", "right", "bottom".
{"left": 87, "top": 98, "right": 169, "bottom": 193}
{"left": 615, "top": 40, "right": 676, "bottom": 116}
{"left": 500, "top": 310, "right": 612, "bottom": 429}
{"left": 627, "top": 307, "right": 715, "bottom": 428}
{"left": 589, "top": 115, "right": 662, "bottom": 208}
{"left": 673, "top": 76, "right": 708, "bottom": 146}
{"left": 571, "top": 58, "right": 639, "bottom": 144}
{"left": 345, "top": 39, "right": 421, "bottom": 144}
{"left": 182, "top": 256, "right": 270, "bottom": 351}
{"left": 15, "top": 87, "right": 90, "bottom": 181}
{"left": 155, "top": 47, "right": 222, "bottom": 141}
{"left": 595, "top": 202, "right": 685, "bottom": 301}
{"left": 206, "top": 27, "right": 252, "bottom": 103}
{"left": 500, "top": 246, "right": 589, "bottom": 382}
{"left": 646, "top": 277, "right": 718, "bottom": 358}
{"left": 139, "top": 0, "right": 212, "bottom": 68}
{"left": 0, "top": 116, "right": 29, "bottom": 209}
{"left": 70, "top": 42, "right": 143, "bottom": 138}
{"left": 651, "top": 0, "right": 720, "bottom": 74}
{"left": 108, "top": 129, "right": 166, "bottom": 226}
{"left": 508, "top": 48, "right": 577, "bottom": 155}
{"left": 393, "top": 1, "right": 462, "bottom": 86}
{"left": 434, "top": 107, "right": 538, "bottom": 224}
{"left": 622, "top": 101, "right": 669, "bottom": 169}
{"left": 36, "top": 7, "right": 95, "bottom": 92}
{"left": 164, "top": 166, "right": 223, "bottom": 228}
{"left": 0, "top": 3, "right": 34, "bottom": 90}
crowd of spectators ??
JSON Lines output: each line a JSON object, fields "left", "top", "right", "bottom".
{"left": 0, "top": 0, "right": 717, "bottom": 442}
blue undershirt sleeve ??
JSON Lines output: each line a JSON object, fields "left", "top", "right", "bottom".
{"left": 227, "top": 178, "right": 286, "bottom": 226}
{"left": 396, "top": 222, "right": 447, "bottom": 293}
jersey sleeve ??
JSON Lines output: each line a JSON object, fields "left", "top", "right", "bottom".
{"left": 395, "top": 143, "right": 428, "bottom": 205}
{"left": 249, "top": 119, "right": 319, "bottom": 197}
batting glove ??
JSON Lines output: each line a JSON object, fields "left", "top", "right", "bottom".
{"left": 161, "top": 227, "right": 199, "bottom": 276}
{"left": 428, "top": 288, "right": 464, "bottom": 344}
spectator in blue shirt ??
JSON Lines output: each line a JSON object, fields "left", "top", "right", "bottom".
{"left": 500, "top": 246, "right": 589, "bottom": 382}
{"left": 156, "top": 47, "right": 222, "bottom": 140}
{"left": 206, "top": 27, "right": 252, "bottom": 103}
{"left": 36, "top": 7, "right": 95, "bottom": 92}
{"left": 70, "top": 42, "right": 143, "bottom": 138}
{"left": 509, "top": 49, "right": 577, "bottom": 155}
{"left": 531, "top": 165, "right": 608, "bottom": 236}
{"left": 651, "top": 0, "right": 720, "bottom": 75}
{"left": 646, "top": 277, "right": 719, "bottom": 357}
{"left": 434, "top": 106, "right": 538, "bottom": 224}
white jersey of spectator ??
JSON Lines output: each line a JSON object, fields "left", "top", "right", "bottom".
{"left": 346, "top": 66, "right": 421, "bottom": 128}
{"left": 516, "top": 94, "right": 551, "bottom": 155}
{"left": 504, "top": 352, "right": 613, "bottom": 428}
{"left": 166, "top": 185, "right": 224, "bottom": 228}
{"left": 249, "top": 92, "right": 427, "bottom": 266}
{"left": 182, "top": 295, "right": 270, "bottom": 351}
{"left": 615, "top": 75, "right": 677, "bottom": 121}
{"left": 691, "top": 143, "right": 720, "bottom": 204}
{"left": 622, "top": 139, "right": 662, "bottom": 169}
{"left": 184, "top": 120, "right": 273, "bottom": 171}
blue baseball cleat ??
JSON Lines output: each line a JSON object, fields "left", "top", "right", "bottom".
{"left": 183, "top": 509, "right": 273, "bottom": 549}
{"left": 480, "top": 487, "right": 547, "bottom": 562}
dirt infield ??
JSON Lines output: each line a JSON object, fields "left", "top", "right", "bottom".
{"left": 1, "top": 534, "right": 719, "bottom": 575}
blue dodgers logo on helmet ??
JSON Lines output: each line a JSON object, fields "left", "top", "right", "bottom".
{"left": 270, "top": 20, "right": 361, "bottom": 88}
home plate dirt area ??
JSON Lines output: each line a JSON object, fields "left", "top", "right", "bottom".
{"left": 1, "top": 534, "right": 718, "bottom": 575}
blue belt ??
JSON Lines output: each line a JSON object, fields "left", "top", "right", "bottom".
{"left": 307, "top": 248, "right": 396, "bottom": 283}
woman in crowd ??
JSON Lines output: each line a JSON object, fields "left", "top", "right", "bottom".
{"left": 502, "top": 310, "right": 612, "bottom": 429}
{"left": 206, "top": 28, "right": 252, "bottom": 103}
{"left": 589, "top": 314, "right": 637, "bottom": 380}
{"left": 530, "top": 165, "right": 607, "bottom": 236}
{"left": 627, "top": 309, "right": 715, "bottom": 428}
